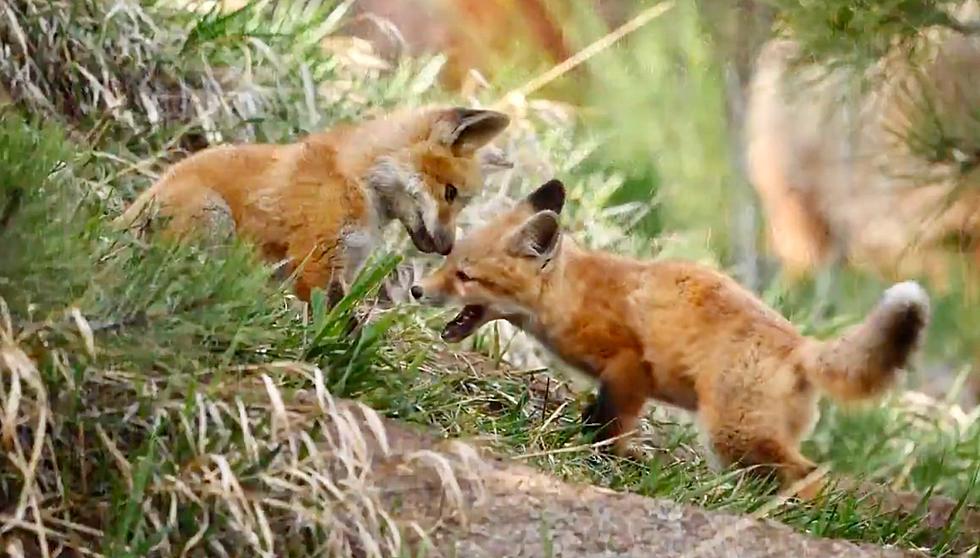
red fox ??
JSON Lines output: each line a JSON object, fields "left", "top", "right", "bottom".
{"left": 117, "top": 106, "right": 510, "bottom": 303}
{"left": 411, "top": 179, "right": 930, "bottom": 495}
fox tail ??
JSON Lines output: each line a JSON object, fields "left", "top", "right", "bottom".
{"left": 802, "top": 281, "right": 930, "bottom": 402}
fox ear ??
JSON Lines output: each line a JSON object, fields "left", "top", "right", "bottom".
{"left": 523, "top": 179, "right": 565, "bottom": 214}
{"left": 444, "top": 108, "right": 510, "bottom": 154}
{"left": 508, "top": 210, "right": 561, "bottom": 259}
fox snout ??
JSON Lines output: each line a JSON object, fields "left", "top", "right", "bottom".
{"left": 409, "top": 282, "right": 436, "bottom": 303}
{"left": 409, "top": 275, "right": 449, "bottom": 305}
{"left": 412, "top": 277, "right": 497, "bottom": 343}
{"left": 432, "top": 227, "right": 455, "bottom": 256}
{"left": 407, "top": 223, "right": 454, "bottom": 255}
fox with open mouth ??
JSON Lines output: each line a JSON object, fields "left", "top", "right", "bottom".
{"left": 411, "top": 179, "right": 929, "bottom": 497}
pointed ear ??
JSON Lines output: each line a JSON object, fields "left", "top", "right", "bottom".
{"left": 443, "top": 108, "right": 510, "bottom": 154}
{"left": 523, "top": 179, "right": 566, "bottom": 214}
{"left": 508, "top": 211, "right": 561, "bottom": 259}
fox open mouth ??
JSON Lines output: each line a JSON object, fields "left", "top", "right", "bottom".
{"left": 441, "top": 304, "right": 489, "bottom": 342}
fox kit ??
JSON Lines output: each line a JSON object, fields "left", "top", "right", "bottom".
{"left": 412, "top": 179, "right": 930, "bottom": 495}
{"left": 117, "top": 106, "right": 510, "bottom": 303}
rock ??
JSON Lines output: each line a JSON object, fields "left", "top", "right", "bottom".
{"left": 344, "top": 401, "right": 919, "bottom": 558}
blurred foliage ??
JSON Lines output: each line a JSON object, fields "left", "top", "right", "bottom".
{"left": 766, "top": 0, "right": 970, "bottom": 68}
{"left": 483, "top": 0, "right": 732, "bottom": 265}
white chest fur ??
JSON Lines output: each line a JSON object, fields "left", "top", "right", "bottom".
{"left": 339, "top": 186, "right": 386, "bottom": 283}
{"left": 340, "top": 228, "right": 378, "bottom": 282}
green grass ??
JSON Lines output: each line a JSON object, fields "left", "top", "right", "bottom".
{"left": 382, "top": 328, "right": 980, "bottom": 555}
{"left": 1, "top": 0, "right": 979, "bottom": 556}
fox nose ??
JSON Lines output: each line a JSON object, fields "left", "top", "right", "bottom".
{"left": 410, "top": 285, "right": 423, "bottom": 300}
{"left": 433, "top": 229, "right": 454, "bottom": 255}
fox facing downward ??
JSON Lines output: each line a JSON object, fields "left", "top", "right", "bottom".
{"left": 412, "top": 179, "right": 930, "bottom": 495}
{"left": 117, "top": 106, "right": 510, "bottom": 304}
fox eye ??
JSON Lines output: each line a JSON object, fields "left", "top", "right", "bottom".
{"left": 456, "top": 270, "right": 473, "bottom": 282}
{"left": 444, "top": 183, "right": 458, "bottom": 203}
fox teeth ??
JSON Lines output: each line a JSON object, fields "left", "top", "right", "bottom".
{"left": 441, "top": 305, "right": 486, "bottom": 342}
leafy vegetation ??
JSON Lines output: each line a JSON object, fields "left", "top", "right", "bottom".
{"left": 1, "top": 0, "right": 978, "bottom": 556}
{"left": 767, "top": 0, "right": 971, "bottom": 68}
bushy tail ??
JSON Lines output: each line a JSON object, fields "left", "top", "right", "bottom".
{"left": 803, "top": 281, "right": 930, "bottom": 402}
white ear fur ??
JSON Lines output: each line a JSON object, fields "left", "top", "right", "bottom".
{"left": 444, "top": 109, "right": 510, "bottom": 154}
{"left": 508, "top": 210, "right": 561, "bottom": 259}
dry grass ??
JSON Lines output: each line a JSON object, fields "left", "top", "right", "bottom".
{"left": 0, "top": 310, "right": 485, "bottom": 557}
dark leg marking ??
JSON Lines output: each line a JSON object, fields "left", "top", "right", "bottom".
{"left": 581, "top": 382, "right": 620, "bottom": 443}
{"left": 326, "top": 279, "right": 361, "bottom": 337}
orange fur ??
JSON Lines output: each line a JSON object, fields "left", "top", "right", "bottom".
{"left": 415, "top": 180, "right": 930, "bottom": 496}
{"left": 117, "top": 106, "right": 510, "bottom": 302}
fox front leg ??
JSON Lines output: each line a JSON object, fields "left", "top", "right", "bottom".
{"left": 327, "top": 278, "right": 362, "bottom": 336}
{"left": 581, "top": 350, "right": 653, "bottom": 459}
{"left": 288, "top": 239, "right": 363, "bottom": 335}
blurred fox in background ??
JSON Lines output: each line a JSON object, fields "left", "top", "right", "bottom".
{"left": 215, "top": 0, "right": 647, "bottom": 93}
{"left": 746, "top": 3, "right": 980, "bottom": 401}
{"left": 211, "top": 0, "right": 577, "bottom": 91}
{"left": 746, "top": 4, "right": 980, "bottom": 286}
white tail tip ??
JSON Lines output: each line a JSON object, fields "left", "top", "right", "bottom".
{"left": 881, "top": 281, "right": 930, "bottom": 313}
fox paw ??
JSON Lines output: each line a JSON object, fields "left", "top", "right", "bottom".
{"left": 345, "top": 302, "right": 381, "bottom": 338}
